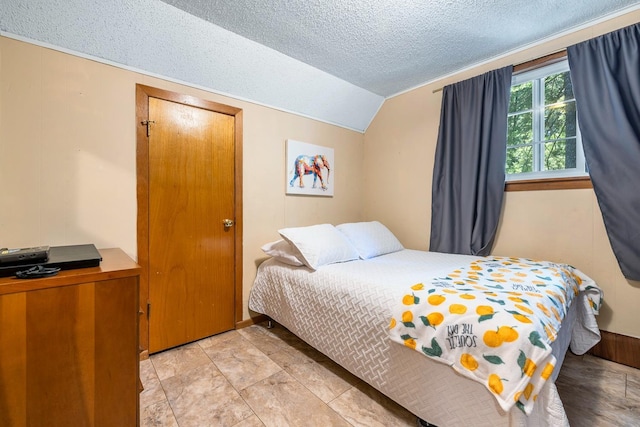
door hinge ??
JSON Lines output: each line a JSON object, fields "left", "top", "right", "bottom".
{"left": 147, "top": 301, "right": 151, "bottom": 320}
{"left": 142, "top": 120, "right": 155, "bottom": 137}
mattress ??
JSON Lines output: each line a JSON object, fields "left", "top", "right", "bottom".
{"left": 248, "top": 249, "right": 601, "bottom": 426}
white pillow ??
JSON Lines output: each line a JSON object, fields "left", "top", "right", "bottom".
{"left": 278, "top": 223, "right": 359, "bottom": 270}
{"left": 261, "top": 239, "right": 304, "bottom": 266}
{"left": 336, "top": 221, "right": 404, "bottom": 259}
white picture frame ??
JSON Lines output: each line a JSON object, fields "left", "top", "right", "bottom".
{"left": 286, "top": 139, "right": 334, "bottom": 196}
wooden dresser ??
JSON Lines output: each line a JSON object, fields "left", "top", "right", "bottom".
{"left": 0, "top": 248, "right": 140, "bottom": 427}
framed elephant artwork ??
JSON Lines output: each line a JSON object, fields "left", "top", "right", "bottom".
{"left": 286, "top": 139, "right": 334, "bottom": 196}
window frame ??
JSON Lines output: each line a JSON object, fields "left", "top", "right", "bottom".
{"left": 505, "top": 54, "right": 591, "bottom": 190}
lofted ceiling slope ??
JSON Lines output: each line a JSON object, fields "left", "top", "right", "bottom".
{"left": 159, "top": 0, "right": 640, "bottom": 97}
{"left": 2, "top": 0, "right": 640, "bottom": 132}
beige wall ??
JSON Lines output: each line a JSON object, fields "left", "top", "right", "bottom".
{"left": 364, "top": 11, "right": 640, "bottom": 339}
{"left": 0, "top": 37, "right": 365, "bottom": 320}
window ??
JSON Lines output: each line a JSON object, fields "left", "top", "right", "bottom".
{"left": 506, "top": 59, "right": 588, "bottom": 181}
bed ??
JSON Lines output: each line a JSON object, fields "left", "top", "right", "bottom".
{"left": 248, "top": 222, "right": 603, "bottom": 427}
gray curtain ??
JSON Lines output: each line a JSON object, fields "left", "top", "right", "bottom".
{"left": 567, "top": 23, "right": 640, "bottom": 281}
{"left": 429, "top": 66, "right": 513, "bottom": 256}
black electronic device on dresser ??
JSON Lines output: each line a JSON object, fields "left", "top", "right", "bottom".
{"left": 0, "top": 246, "right": 50, "bottom": 265}
{"left": 0, "top": 244, "right": 102, "bottom": 277}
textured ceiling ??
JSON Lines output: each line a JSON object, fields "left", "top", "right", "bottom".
{"left": 160, "top": 0, "right": 640, "bottom": 96}
{"left": 2, "top": 0, "right": 639, "bottom": 131}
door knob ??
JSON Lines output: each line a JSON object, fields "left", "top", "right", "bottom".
{"left": 223, "top": 219, "right": 234, "bottom": 228}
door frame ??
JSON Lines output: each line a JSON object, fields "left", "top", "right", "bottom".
{"left": 135, "top": 84, "right": 243, "bottom": 357}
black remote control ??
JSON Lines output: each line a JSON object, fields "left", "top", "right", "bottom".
{"left": 0, "top": 246, "right": 50, "bottom": 265}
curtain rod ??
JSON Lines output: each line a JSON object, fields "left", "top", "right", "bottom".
{"left": 431, "top": 49, "right": 567, "bottom": 94}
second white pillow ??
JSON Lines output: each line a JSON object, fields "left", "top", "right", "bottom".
{"left": 336, "top": 221, "right": 404, "bottom": 259}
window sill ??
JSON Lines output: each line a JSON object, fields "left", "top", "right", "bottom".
{"left": 505, "top": 176, "right": 592, "bottom": 192}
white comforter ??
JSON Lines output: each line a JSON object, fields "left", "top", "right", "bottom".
{"left": 249, "top": 249, "right": 602, "bottom": 427}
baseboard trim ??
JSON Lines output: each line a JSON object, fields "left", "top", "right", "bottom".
{"left": 236, "top": 314, "right": 269, "bottom": 329}
{"left": 588, "top": 330, "right": 640, "bottom": 369}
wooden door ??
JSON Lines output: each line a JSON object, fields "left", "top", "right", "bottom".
{"left": 146, "top": 96, "right": 236, "bottom": 353}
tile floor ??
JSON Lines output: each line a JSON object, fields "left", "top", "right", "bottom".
{"left": 140, "top": 322, "right": 640, "bottom": 427}
{"left": 555, "top": 348, "right": 640, "bottom": 426}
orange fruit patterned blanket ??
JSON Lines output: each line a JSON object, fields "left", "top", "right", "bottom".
{"left": 388, "top": 256, "right": 603, "bottom": 414}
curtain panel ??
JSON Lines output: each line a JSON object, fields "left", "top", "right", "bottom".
{"left": 567, "top": 23, "right": 640, "bottom": 281}
{"left": 429, "top": 66, "right": 513, "bottom": 256}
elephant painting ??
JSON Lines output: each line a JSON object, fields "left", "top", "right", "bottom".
{"left": 289, "top": 154, "right": 331, "bottom": 190}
